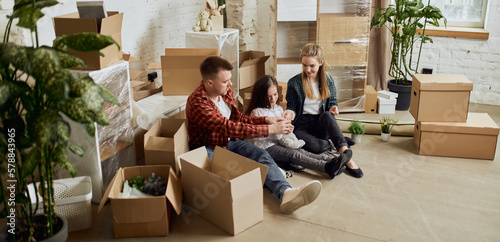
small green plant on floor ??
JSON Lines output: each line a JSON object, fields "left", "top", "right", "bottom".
{"left": 348, "top": 120, "right": 366, "bottom": 135}
{"left": 380, "top": 117, "right": 399, "bottom": 134}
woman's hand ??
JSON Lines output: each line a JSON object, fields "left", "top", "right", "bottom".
{"left": 265, "top": 116, "right": 285, "bottom": 124}
{"left": 329, "top": 106, "right": 339, "bottom": 116}
{"left": 282, "top": 110, "right": 295, "bottom": 121}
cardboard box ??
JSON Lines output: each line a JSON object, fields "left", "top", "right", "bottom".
{"left": 98, "top": 165, "right": 182, "bottom": 238}
{"left": 144, "top": 118, "right": 189, "bottom": 174}
{"left": 131, "top": 81, "right": 162, "bottom": 101}
{"left": 53, "top": 11, "right": 123, "bottom": 70}
{"left": 364, "top": 85, "right": 377, "bottom": 113}
{"left": 239, "top": 51, "right": 270, "bottom": 89}
{"left": 378, "top": 96, "right": 396, "bottom": 114}
{"left": 179, "top": 146, "right": 269, "bottom": 235}
{"left": 410, "top": 74, "right": 473, "bottom": 122}
{"left": 377, "top": 90, "right": 398, "bottom": 100}
{"left": 413, "top": 113, "right": 499, "bottom": 160}
{"left": 161, "top": 48, "right": 219, "bottom": 95}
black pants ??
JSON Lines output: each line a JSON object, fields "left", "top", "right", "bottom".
{"left": 294, "top": 112, "right": 348, "bottom": 154}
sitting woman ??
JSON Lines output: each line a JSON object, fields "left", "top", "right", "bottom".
{"left": 284, "top": 43, "right": 363, "bottom": 178}
{"left": 245, "top": 75, "right": 350, "bottom": 179}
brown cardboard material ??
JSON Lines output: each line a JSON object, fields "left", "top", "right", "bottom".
{"left": 131, "top": 81, "right": 162, "bottom": 101}
{"left": 144, "top": 118, "right": 189, "bottom": 174}
{"left": 179, "top": 146, "right": 269, "bottom": 235}
{"left": 364, "top": 85, "right": 377, "bottom": 113}
{"left": 161, "top": 48, "right": 219, "bottom": 95}
{"left": 211, "top": 15, "right": 224, "bottom": 30}
{"left": 53, "top": 11, "right": 123, "bottom": 70}
{"left": 98, "top": 165, "right": 182, "bottom": 238}
{"left": 239, "top": 51, "right": 270, "bottom": 89}
{"left": 410, "top": 74, "right": 473, "bottom": 122}
{"left": 413, "top": 113, "right": 499, "bottom": 160}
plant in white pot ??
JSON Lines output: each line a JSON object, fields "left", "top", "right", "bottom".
{"left": 380, "top": 117, "right": 398, "bottom": 141}
{"left": 370, "top": 0, "right": 446, "bottom": 110}
{"left": 348, "top": 120, "right": 365, "bottom": 144}
{"left": 0, "top": 1, "right": 120, "bottom": 241}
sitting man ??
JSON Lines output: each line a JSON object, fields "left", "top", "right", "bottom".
{"left": 186, "top": 56, "right": 321, "bottom": 214}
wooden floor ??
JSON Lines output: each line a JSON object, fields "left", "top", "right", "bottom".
{"left": 56, "top": 103, "right": 500, "bottom": 241}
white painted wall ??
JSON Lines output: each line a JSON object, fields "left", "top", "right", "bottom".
{"left": 1, "top": 0, "right": 499, "bottom": 105}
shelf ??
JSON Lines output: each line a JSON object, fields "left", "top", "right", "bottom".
{"left": 99, "top": 140, "right": 133, "bottom": 162}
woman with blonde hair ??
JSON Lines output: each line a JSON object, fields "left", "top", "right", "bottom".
{"left": 283, "top": 43, "right": 363, "bottom": 178}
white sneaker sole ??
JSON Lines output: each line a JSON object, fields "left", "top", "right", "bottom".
{"left": 280, "top": 181, "right": 322, "bottom": 214}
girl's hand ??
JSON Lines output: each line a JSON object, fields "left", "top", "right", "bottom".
{"left": 282, "top": 110, "right": 295, "bottom": 121}
{"left": 329, "top": 106, "right": 339, "bottom": 116}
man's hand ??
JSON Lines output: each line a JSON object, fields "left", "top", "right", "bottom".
{"left": 329, "top": 106, "right": 339, "bottom": 116}
{"left": 282, "top": 110, "right": 295, "bottom": 121}
{"left": 265, "top": 116, "right": 285, "bottom": 124}
{"left": 268, "top": 120, "right": 294, "bottom": 134}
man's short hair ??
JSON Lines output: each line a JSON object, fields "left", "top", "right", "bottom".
{"left": 200, "top": 56, "right": 233, "bottom": 81}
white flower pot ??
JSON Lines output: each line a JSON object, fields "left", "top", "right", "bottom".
{"left": 381, "top": 132, "right": 391, "bottom": 142}
{"left": 351, "top": 133, "right": 362, "bottom": 144}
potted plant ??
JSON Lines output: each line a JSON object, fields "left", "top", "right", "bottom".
{"left": 370, "top": 0, "right": 446, "bottom": 110}
{"left": 0, "top": 1, "right": 120, "bottom": 241}
{"left": 380, "top": 117, "right": 399, "bottom": 141}
{"left": 347, "top": 120, "right": 365, "bottom": 144}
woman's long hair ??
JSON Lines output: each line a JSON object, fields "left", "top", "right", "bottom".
{"left": 245, "top": 75, "right": 279, "bottom": 115}
{"left": 300, "top": 43, "right": 330, "bottom": 100}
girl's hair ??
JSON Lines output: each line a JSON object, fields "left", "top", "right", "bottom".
{"left": 245, "top": 75, "right": 279, "bottom": 115}
{"left": 300, "top": 43, "right": 330, "bottom": 100}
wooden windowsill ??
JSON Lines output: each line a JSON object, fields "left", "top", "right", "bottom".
{"left": 417, "top": 26, "right": 489, "bottom": 39}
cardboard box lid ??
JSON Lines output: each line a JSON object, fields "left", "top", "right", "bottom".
{"left": 165, "top": 48, "right": 219, "bottom": 56}
{"left": 98, "top": 165, "right": 182, "bottom": 219}
{"left": 53, "top": 11, "right": 122, "bottom": 35}
{"left": 378, "top": 96, "right": 397, "bottom": 105}
{"left": 239, "top": 51, "right": 270, "bottom": 68}
{"left": 377, "top": 90, "right": 398, "bottom": 99}
{"left": 418, "top": 113, "right": 499, "bottom": 135}
{"left": 413, "top": 74, "right": 473, "bottom": 91}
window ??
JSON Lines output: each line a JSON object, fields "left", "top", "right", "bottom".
{"left": 429, "top": 0, "right": 488, "bottom": 28}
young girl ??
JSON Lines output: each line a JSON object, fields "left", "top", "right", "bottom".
{"left": 246, "top": 75, "right": 350, "bottom": 179}
{"left": 284, "top": 43, "right": 363, "bottom": 178}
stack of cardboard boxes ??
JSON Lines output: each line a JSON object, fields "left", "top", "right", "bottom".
{"left": 411, "top": 74, "right": 499, "bottom": 160}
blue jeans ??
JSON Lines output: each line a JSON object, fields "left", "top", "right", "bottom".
{"left": 205, "top": 140, "right": 291, "bottom": 201}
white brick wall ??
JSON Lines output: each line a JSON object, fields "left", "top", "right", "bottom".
{"left": 1, "top": 0, "right": 498, "bottom": 105}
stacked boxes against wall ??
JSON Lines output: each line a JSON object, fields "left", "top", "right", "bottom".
{"left": 410, "top": 74, "right": 499, "bottom": 160}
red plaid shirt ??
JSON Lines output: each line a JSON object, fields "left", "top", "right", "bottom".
{"left": 186, "top": 81, "right": 269, "bottom": 150}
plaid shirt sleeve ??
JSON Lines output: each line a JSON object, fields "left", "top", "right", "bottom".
{"left": 186, "top": 82, "right": 269, "bottom": 149}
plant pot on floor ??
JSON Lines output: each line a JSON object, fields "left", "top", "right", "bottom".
{"left": 3, "top": 214, "right": 68, "bottom": 242}
{"left": 388, "top": 79, "right": 412, "bottom": 111}
{"left": 351, "top": 133, "right": 362, "bottom": 144}
{"left": 381, "top": 132, "right": 391, "bottom": 142}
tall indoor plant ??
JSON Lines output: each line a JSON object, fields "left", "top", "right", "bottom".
{"left": 370, "top": 0, "right": 446, "bottom": 110}
{"left": 0, "top": 1, "right": 120, "bottom": 241}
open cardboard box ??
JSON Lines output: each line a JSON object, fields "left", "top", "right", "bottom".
{"left": 53, "top": 11, "right": 123, "bottom": 70}
{"left": 131, "top": 80, "right": 162, "bottom": 101}
{"left": 144, "top": 118, "right": 189, "bottom": 175}
{"left": 161, "top": 48, "right": 219, "bottom": 95}
{"left": 413, "top": 112, "right": 499, "bottom": 160}
{"left": 410, "top": 74, "right": 473, "bottom": 122}
{"left": 98, "top": 165, "right": 182, "bottom": 238}
{"left": 239, "top": 51, "right": 270, "bottom": 90}
{"left": 178, "top": 146, "right": 269, "bottom": 235}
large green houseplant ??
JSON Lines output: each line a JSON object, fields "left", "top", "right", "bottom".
{"left": 370, "top": 0, "right": 446, "bottom": 110}
{"left": 0, "top": 1, "right": 120, "bottom": 241}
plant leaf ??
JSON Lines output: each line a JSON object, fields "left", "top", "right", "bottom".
{"left": 61, "top": 97, "right": 94, "bottom": 123}
{"left": 84, "top": 122, "right": 96, "bottom": 137}
{"left": 12, "top": 6, "right": 44, "bottom": 31}
{"left": 53, "top": 33, "right": 121, "bottom": 55}
{"left": 98, "top": 84, "right": 120, "bottom": 106}
{"left": 69, "top": 145, "right": 85, "bottom": 157}
{"left": 56, "top": 49, "right": 87, "bottom": 68}
{"left": 21, "top": 147, "right": 40, "bottom": 179}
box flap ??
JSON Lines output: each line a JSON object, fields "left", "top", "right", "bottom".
{"left": 178, "top": 146, "right": 211, "bottom": 171}
{"left": 239, "top": 51, "right": 270, "bottom": 68}
{"left": 165, "top": 48, "right": 219, "bottom": 56}
{"left": 100, "top": 12, "right": 123, "bottom": 34}
{"left": 98, "top": 167, "right": 122, "bottom": 213}
{"left": 144, "top": 119, "right": 161, "bottom": 148}
{"left": 212, "top": 146, "right": 269, "bottom": 185}
{"left": 53, "top": 14, "right": 98, "bottom": 34}
{"left": 419, "top": 113, "right": 499, "bottom": 135}
{"left": 147, "top": 62, "right": 161, "bottom": 69}
{"left": 145, "top": 136, "right": 174, "bottom": 151}
{"left": 165, "top": 165, "right": 183, "bottom": 215}
{"left": 413, "top": 74, "right": 473, "bottom": 91}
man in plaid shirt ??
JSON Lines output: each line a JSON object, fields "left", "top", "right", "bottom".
{"left": 186, "top": 56, "right": 322, "bottom": 214}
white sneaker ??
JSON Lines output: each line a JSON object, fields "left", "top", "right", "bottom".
{"left": 280, "top": 180, "right": 322, "bottom": 214}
